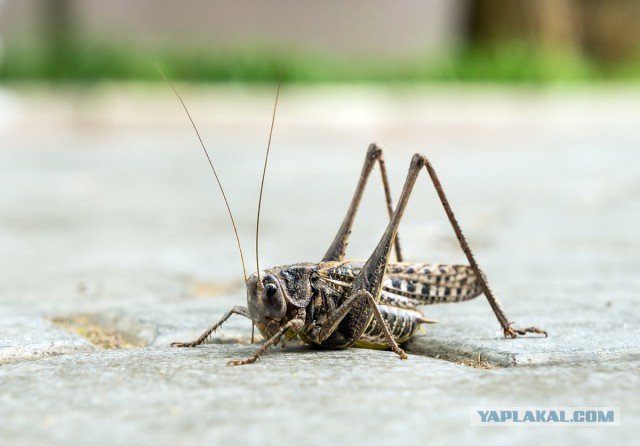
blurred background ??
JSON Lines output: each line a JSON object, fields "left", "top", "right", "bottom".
{"left": 1, "top": 0, "right": 640, "bottom": 83}
{"left": 0, "top": 0, "right": 638, "bottom": 309}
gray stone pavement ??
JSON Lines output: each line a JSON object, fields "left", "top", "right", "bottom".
{"left": 1, "top": 85, "right": 639, "bottom": 445}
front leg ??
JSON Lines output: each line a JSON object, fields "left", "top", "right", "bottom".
{"left": 171, "top": 306, "right": 251, "bottom": 347}
{"left": 227, "top": 319, "right": 304, "bottom": 366}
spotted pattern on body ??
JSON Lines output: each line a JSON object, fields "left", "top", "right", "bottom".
{"left": 354, "top": 305, "right": 428, "bottom": 349}
{"left": 318, "top": 260, "right": 483, "bottom": 308}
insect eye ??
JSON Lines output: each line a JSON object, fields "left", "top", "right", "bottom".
{"left": 264, "top": 283, "right": 278, "bottom": 299}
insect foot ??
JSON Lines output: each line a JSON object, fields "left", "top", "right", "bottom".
{"left": 170, "top": 341, "right": 197, "bottom": 347}
{"left": 504, "top": 323, "right": 548, "bottom": 338}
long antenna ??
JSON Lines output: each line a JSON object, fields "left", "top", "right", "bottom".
{"left": 255, "top": 74, "right": 283, "bottom": 280}
{"left": 155, "top": 64, "right": 248, "bottom": 282}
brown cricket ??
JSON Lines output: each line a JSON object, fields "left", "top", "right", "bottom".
{"left": 160, "top": 71, "right": 546, "bottom": 366}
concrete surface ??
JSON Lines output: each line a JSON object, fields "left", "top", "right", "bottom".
{"left": 1, "top": 84, "right": 639, "bottom": 445}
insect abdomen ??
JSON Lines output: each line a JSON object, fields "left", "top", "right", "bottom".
{"left": 355, "top": 305, "right": 427, "bottom": 349}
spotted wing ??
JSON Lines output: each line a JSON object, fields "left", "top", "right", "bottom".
{"left": 318, "top": 260, "right": 483, "bottom": 310}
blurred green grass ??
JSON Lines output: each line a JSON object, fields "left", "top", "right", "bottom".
{"left": 1, "top": 40, "right": 637, "bottom": 84}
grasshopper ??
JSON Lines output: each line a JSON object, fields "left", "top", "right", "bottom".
{"left": 163, "top": 73, "right": 546, "bottom": 366}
